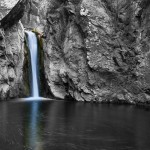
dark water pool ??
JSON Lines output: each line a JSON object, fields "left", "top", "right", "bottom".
{"left": 0, "top": 100, "right": 150, "bottom": 150}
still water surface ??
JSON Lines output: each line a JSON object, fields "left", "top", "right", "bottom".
{"left": 0, "top": 100, "right": 150, "bottom": 150}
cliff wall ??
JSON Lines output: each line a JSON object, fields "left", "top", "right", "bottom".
{"left": 1, "top": 0, "right": 150, "bottom": 104}
{"left": 43, "top": 0, "right": 150, "bottom": 104}
{"left": 0, "top": 0, "right": 24, "bottom": 99}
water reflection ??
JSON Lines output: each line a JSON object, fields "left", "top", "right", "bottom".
{"left": 0, "top": 101, "right": 150, "bottom": 150}
{"left": 25, "top": 101, "right": 42, "bottom": 150}
{"left": 1, "top": 102, "right": 8, "bottom": 136}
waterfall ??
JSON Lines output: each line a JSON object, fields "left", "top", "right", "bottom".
{"left": 26, "top": 31, "right": 39, "bottom": 98}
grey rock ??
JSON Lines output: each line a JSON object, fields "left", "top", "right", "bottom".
{"left": 21, "top": 0, "right": 49, "bottom": 32}
{"left": 0, "top": 20, "right": 24, "bottom": 100}
{"left": 43, "top": 0, "right": 150, "bottom": 104}
{"left": 2, "top": 0, "right": 150, "bottom": 105}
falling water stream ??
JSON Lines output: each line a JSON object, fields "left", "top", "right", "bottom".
{"left": 26, "top": 31, "right": 39, "bottom": 97}
{"left": 25, "top": 31, "right": 50, "bottom": 101}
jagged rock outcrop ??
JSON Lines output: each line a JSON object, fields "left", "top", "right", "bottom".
{"left": 0, "top": 0, "right": 25, "bottom": 99}
{"left": 1, "top": 0, "right": 150, "bottom": 104}
{"left": 21, "top": 0, "right": 48, "bottom": 32}
{"left": 43, "top": 0, "right": 150, "bottom": 104}
{"left": 0, "top": 0, "right": 27, "bottom": 30}
{"left": 0, "top": 0, "right": 49, "bottom": 100}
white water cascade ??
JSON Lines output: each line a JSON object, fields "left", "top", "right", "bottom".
{"left": 26, "top": 31, "right": 40, "bottom": 99}
{"left": 22, "top": 31, "right": 50, "bottom": 101}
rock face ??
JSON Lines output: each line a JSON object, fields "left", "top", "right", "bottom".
{"left": 43, "top": 0, "right": 150, "bottom": 104}
{"left": 0, "top": 0, "right": 50, "bottom": 100}
{"left": 21, "top": 0, "right": 48, "bottom": 32}
{"left": 1, "top": 0, "right": 150, "bottom": 104}
{"left": 0, "top": 0, "right": 24, "bottom": 100}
